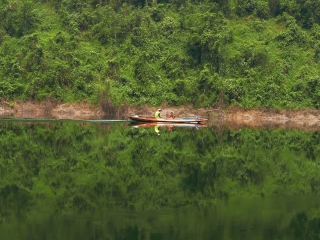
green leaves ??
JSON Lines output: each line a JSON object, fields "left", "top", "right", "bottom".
{"left": 235, "top": 0, "right": 270, "bottom": 18}
{"left": 0, "top": 0, "right": 320, "bottom": 108}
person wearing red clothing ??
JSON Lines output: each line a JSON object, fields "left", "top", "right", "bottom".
{"left": 167, "top": 111, "right": 175, "bottom": 119}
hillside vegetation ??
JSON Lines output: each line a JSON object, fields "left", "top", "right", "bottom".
{"left": 1, "top": 0, "right": 320, "bottom": 108}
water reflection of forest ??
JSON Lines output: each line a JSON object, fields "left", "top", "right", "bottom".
{"left": 0, "top": 120, "right": 320, "bottom": 239}
{"left": 1, "top": 197, "right": 320, "bottom": 240}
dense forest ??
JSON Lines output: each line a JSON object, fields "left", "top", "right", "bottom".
{"left": 1, "top": 122, "right": 320, "bottom": 216}
{"left": 0, "top": 121, "right": 320, "bottom": 238}
{"left": 1, "top": 0, "right": 320, "bottom": 108}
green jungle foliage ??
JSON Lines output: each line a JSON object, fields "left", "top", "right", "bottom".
{"left": 0, "top": 121, "right": 320, "bottom": 230}
{"left": 1, "top": 0, "right": 320, "bottom": 108}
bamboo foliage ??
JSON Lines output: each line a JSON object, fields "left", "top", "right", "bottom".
{"left": 0, "top": 0, "right": 320, "bottom": 107}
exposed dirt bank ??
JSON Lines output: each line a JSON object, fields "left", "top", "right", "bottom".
{"left": 0, "top": 100, "right": 213, "bottom": 120}
{"left": 0, "top": 101, "right": 105, "bottom": 119}
{"left": 2, "top": 101, "right": 320, "bottom": 131}
{"left": 224, "top": 106, "right": 320, "bottom": 131}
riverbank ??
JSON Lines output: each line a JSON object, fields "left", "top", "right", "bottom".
{"left": 1, "top": 101, "right": 320, "bottom": 131}
{"left": 0, "top": 100, "right": 213, "bottom": 119}
{"left": 225, "top": 106, "right": 320, "bottom": 131}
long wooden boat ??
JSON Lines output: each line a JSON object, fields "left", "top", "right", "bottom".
{"left": 128, "top": 115, "right": 207, "bottom": 123}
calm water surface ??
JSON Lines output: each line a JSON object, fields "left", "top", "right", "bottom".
{"left": 0, "top": 119, "right": 320, "bottom": 240}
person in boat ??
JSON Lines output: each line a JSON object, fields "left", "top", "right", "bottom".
{"left": 155, "top": 108, "right": 161, "bottom": 118}
{"left": 167, "top": 111, "right": 175, "bottom": 119}
{"left": 154, "top": 126, "right": 160, "bottom": 135}
{"left": 167, "top": 125, "right": 174, "bottom": 132}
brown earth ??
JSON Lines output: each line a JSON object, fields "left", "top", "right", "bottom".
{"left": 224, "top": 106, "right": 320, "bottom": 131}
{"left": 2, "top": 100, "right": 320, "bottom": 131}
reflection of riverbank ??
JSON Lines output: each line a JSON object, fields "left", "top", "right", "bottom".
{"left": 224, "top": 108, "right": 320, "bottom": 131}
{"left": 3, "top": 101, "right": 320, "bottom": 131}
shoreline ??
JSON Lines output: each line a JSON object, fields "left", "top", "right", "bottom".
{"left": 224, "top": 107, "right": 320, "bottom": 131}
{"left": 1, "top": 101, "right": 320, "bottom": 131}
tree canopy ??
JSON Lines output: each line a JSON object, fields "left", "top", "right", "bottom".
{"left": 0, "top": 0, "right": 320, "bottom": 108}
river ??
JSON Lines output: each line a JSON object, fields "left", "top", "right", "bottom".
{"left": 0, "top": 118, "right": 319, "bottom": 239}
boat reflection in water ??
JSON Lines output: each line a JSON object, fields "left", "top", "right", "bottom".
{"left": 129, "top": 115, "right": 207, "bottom": 124}
{"left": 130, "top": 122, "right": 207, "bottom": 135}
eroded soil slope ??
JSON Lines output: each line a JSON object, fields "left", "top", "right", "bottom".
{"left": 2, "top": 101, "right": 320, "bottom": 131}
